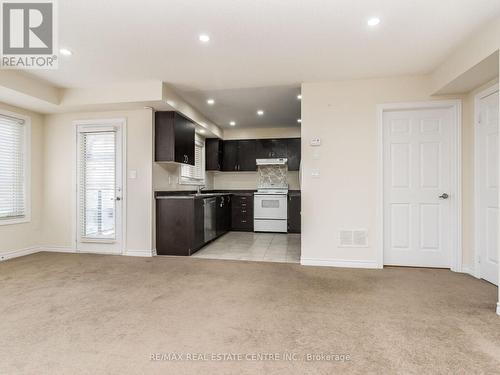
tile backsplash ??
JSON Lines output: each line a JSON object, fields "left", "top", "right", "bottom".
{"left": 257, "top": 165, "right": 288, "bottom": 189}
{"left": 212, "top": 171, "right": 300, "bottom": 190}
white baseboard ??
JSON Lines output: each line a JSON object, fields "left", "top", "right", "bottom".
{"left": 3, "top": 246, "right": 154, "bottom": 260}
{"left": 123, "top": 249, "right": 153, "bottom": 257}
{"left": 0, "top": 246, "right": 40, "bottom": 261}
{"left": 39, "top": 246, "right": 76, "bottom": 253}
{"left": 300, "top": 257, "right": 381, "bottom": 269}
{"left": 497, "top": 303, "right": 500, "bottom": 316}
{"left": 461, "top": 266, "right": 476, "bottom": 277}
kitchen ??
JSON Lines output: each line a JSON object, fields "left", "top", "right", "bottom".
{"left": 153, "top": 90, "right": 302, "bottom": 263}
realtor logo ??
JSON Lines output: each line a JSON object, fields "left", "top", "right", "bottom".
{"left": 1, "top": 0, "right": 58, "bottom": 69}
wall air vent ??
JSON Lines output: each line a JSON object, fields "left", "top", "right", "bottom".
{"left": 338, "top": 230, "right": 368, "bottom": 247}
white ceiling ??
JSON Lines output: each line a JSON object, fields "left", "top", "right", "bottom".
{"left": 26, "top": 0, "right": 500, "bottom": 127}
{"left": 177, "top": 86, "right": 301, "bottom": 128}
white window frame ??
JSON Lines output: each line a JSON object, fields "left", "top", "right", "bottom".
{"left": 0, "top": 109, "right": 31, "bottom": 226}
{"left": 179, "top": 135, "right": 205, "bottom": 186}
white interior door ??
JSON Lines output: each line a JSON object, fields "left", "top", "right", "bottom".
{"left": 383, "top": 107, "right": 456, "bottom": 267}
{"left": 76, "top": 122, "right": 124, "bottom": 254}
{"left": 477, "top": 89, "right": 499, "bottom": 285}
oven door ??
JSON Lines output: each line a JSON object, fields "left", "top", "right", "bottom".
{"left": 254, "top": 194, "right": 287, "bottom": 220}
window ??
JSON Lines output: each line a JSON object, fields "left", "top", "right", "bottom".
{"left": 179, "top": 136, "right": 205, "bottom": 185}
{"left": 0, "top": 112, "right": 30, "bottom": 225}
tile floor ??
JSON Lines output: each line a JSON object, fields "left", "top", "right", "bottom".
{"left": 192, "top": 231, "right": 301, "bottom": 263}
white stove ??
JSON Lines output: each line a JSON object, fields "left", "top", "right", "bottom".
{"left": 254, "top": 188, "right": 288, "bottom": 233}
{"left": 254, "top": 159, "right": 289, "bottom": 233}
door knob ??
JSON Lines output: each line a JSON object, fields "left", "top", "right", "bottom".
{"left": 438, "top": 193, "right": 449, "bottom": 199}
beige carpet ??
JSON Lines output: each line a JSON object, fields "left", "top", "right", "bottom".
{"left": 1, "top": 252, "right": 499, "bottom": 375}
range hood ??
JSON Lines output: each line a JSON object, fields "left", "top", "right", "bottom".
{"left": 256, "top": 158, "right": 288, "bottom": 166}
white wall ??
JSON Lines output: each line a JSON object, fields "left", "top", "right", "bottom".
{"left": 153, "top": 162, "right": 214, "bottom": 191}
{"left": 223, "top": 126, "right": 300, "bottom": 140}
{"left": 432, "top": 16, "right": 500, "bottom": 94}
{"left": 0, "top": 102, "right": 43, "bottom": 257}
{"left": 41, "top": 109, "right": 154, "bottom": 254}
{"left": 300, "top": 75, "right": 469, "bottom": 267}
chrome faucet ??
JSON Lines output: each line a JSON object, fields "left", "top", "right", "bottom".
{"left": 196, "top": 185, "right": 206, "bottom": 195}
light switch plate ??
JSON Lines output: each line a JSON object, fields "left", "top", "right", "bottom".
{"left": 310, "top": 138, "right": 321, "bottom": 146}
{"left": 311, "top": 170, "right": 320, "bottom": 178}
{"left": 128, "top": 170, "right": 137, "bottom": 179}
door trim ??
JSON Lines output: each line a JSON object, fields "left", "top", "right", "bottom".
{"left": 377, "top": 100, "right": 462, "bottom": 271}
{"left": 72, "top": 118, "right": 127, "bottom": 254}
{"left": 474, "top": 84, "right": 499, "bottom": 279}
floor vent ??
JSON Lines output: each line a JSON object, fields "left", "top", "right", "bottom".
{"left": 338, "top": 230, "right": 368, "bottom": 247}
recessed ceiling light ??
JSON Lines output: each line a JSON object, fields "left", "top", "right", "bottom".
{"left": 229, "top": 121, "right": 236, "bottom": 126}
{"left": 297, "top": 94, "right": 302, "bottom": 100}
{"left": 297, "top": 119, "right": 302, "bottom": 123}
{"left": 199, "top": 34, "right": 210, "bottom": 42}
{"left": 257, "top": 110, "right": 264, "bottom": 116}
{"left": 59, "top": 48, "right": 72, "bottom": 56}
{"left": 367, "top": 17, "right": 380, "bottom": 26}
{"left": 199, "top": 129, "right": 206, "bottom": 134}
{"left": 207, "top": 99, "right": 215, "bottom": 105}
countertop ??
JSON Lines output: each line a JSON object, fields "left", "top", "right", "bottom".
{"left": 155, "top": 190, "right": 300, "bottom": 200}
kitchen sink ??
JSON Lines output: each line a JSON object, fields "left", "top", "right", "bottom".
{"left": 190, "top": 193, "right": 228, "bottom": 197}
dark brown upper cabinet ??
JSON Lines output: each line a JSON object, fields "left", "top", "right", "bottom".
{"left": 286, "top": 138, "right": 301, "bottom": 171}
{"left": 205, "top": 138, "right": 223, "bottom": 171}
{"left": 222, "top": 140, "right": 239, "bottom": 171}
{"left": 222, "top": 140, "right": 257, "bottom": 171}
{"left": 256, "top": 139, "right": 287, "bottom": 159}
{"left": 237, "top": 140, "right": 257, "bottom": 171}
{"left": 155, "top": 111, "right": 195, "bottom": 165}
{"left": 219, "top": 137, "right": 300, "bottom": 172}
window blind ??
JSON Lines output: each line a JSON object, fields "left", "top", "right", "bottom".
{"left": 180, "top": 138, "right": 204, "bottom": 182}
{"left": 79, "top": 131, "right": 116, "bottom": 240}
{"left": 0, "top": 115, "right": 26, "bottom": 220}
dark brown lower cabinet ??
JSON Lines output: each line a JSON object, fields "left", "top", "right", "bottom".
{"left": 156, "top": 198, "right": 204, "bottom": 256}
{"left": 231, "top": 194, "right": 254, "bottom": 231}
{"left": 287, "top": 193, "right": 301, "bottom": 233}
{"left": 216, "top": 195, "right": 231, "bottom": 236}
